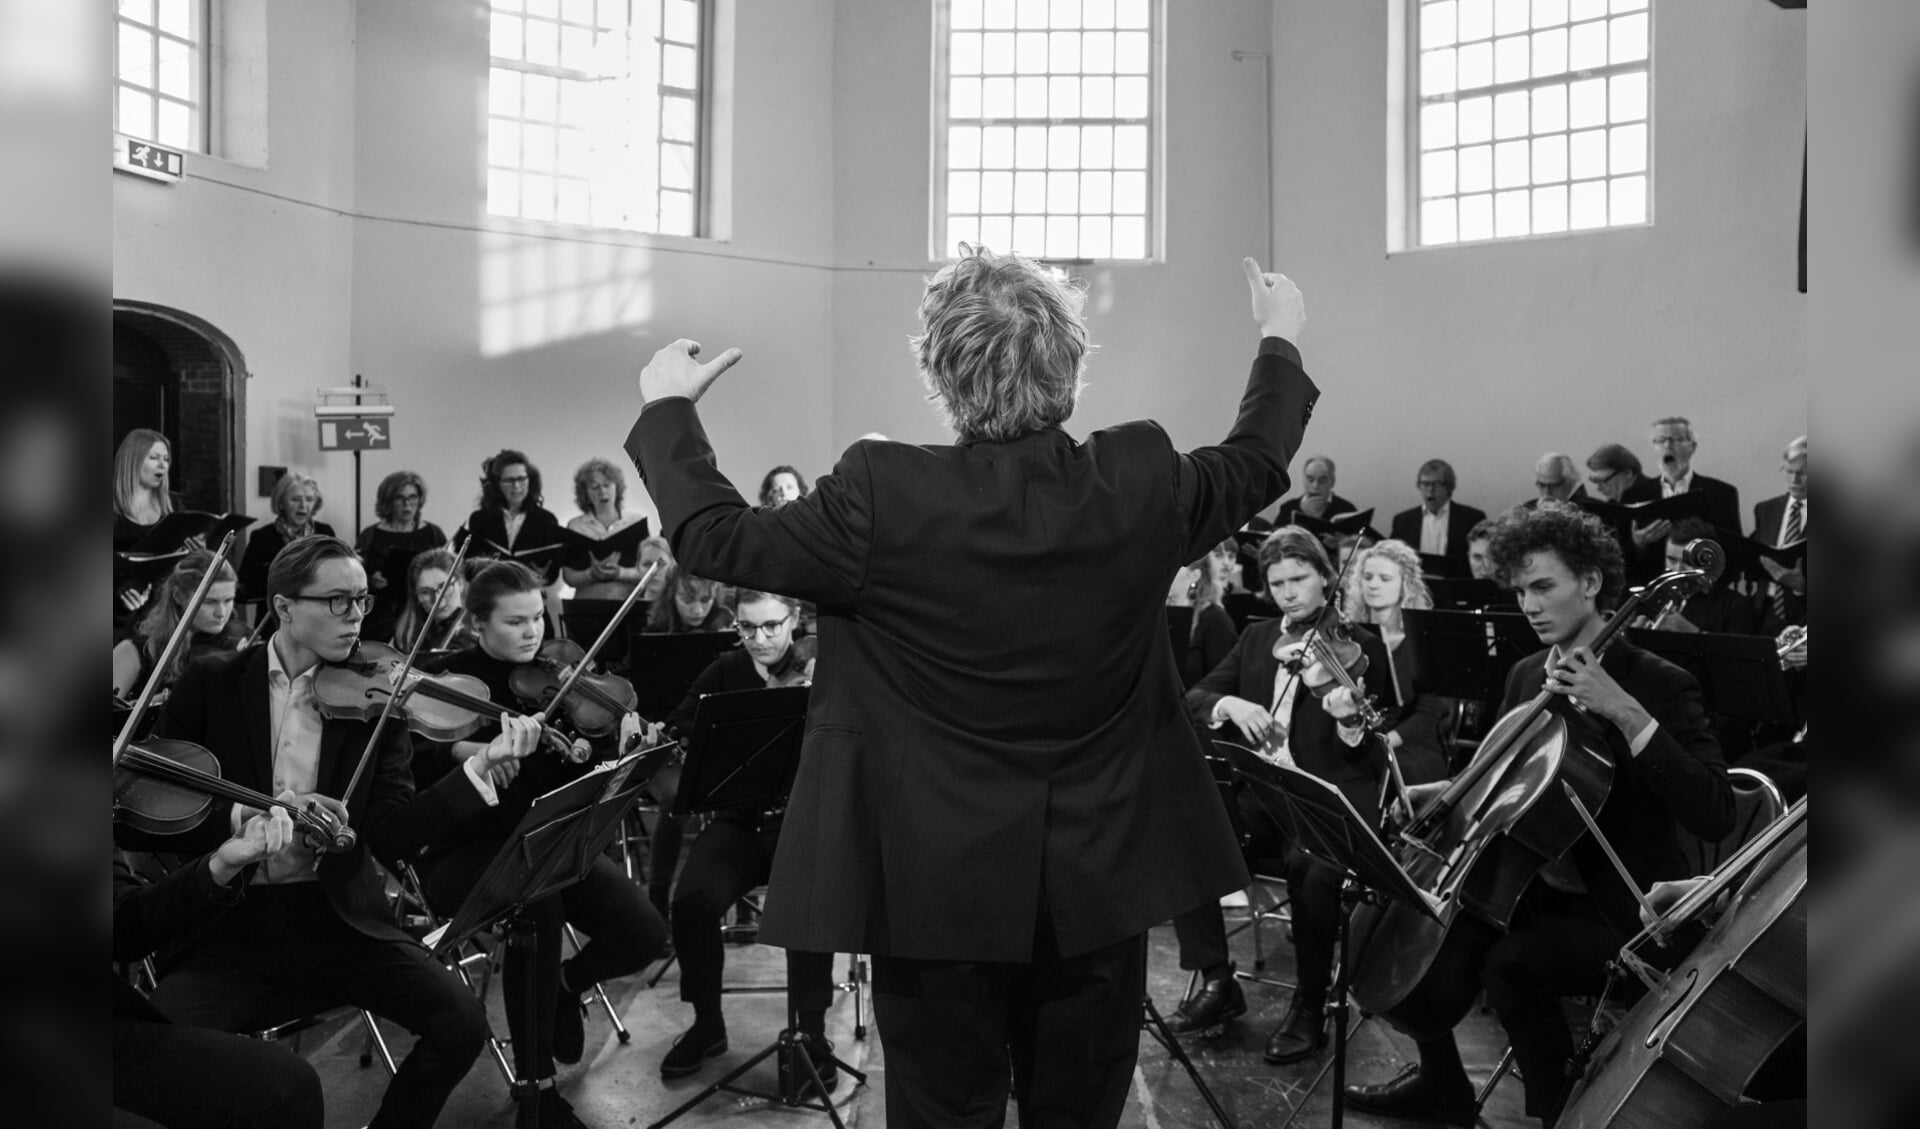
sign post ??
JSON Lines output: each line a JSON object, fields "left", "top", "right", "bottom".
{"left": 315, "top": 377, "right": 394, "bottom": 535}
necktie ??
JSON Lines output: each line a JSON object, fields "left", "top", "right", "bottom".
{"left": 1771, "top": 500, "right": 1803, "bottom": 624}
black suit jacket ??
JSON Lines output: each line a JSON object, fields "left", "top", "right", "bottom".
{"left": 1186, "top": 616, "right": 1395, "bottom": 822}
{"left": 1499, "top": 641, "right": 1733, "bottom": 940}
{"left": 627, "top": 338, "right": 1316, "bottom": 961}
{"left": 140, "top": 646, "right": 491, "bottom": 949}
{"left": 1752, "top": 493, "right": 1807, "bottom": 631}
{"left": 1670, "top": 472, "right": 1743, "bottom": 538}
{"left": 461, "top": 505, "right": 566, "bottom": 584}
{"left": 1389, "top": 502, "right": 1488, "bottom": 578}
{"left": 1607, "top": 475, "right": 1666, "bottom": 585}
{"left": 1276, "top": 493, "right": 1357, "bottom": 524}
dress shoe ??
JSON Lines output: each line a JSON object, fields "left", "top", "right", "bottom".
{"left": 1262, "top": 1001, "right": 1326, "bottom": 1064}
{"left": 1343, "top": 1062, "right": 1477, "bottom": 1126}
{"left": 660, "top": 1018, "right": 728, "bottom": 1079}
{"left": 553, "top": 986, "right": 586, "bottom": 1065}
{"left": 781, "top": 1032, "right": 840, "bottom": 1099}
{"left": 1164, "top": 975, "right": 1248, "bottom": 1036}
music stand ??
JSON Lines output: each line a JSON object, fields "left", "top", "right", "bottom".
{"left": 627, "top": 632, "right": 742, "bottom": 719}
{"left": 1626, "top": 628, "right": 1799, "bottom": 725}
{"left": 1223, "top": 746, "right": 1439, "bottom": 1129}
{"left": 650, "top": 685, "right": 867, "bottom": 1129}
{"left": 427, "top": 745, "right": 669, "bottom": 1129}
{"left": 1423, "top": 576, "right": 1512, "bottom": 612}
{"left": 1222, "top": 591, "right": 1277, "bottom": 633}
{"left": 1402, "top": 607, "right": 1540, "bottom": 701}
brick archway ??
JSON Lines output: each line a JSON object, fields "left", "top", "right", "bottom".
{"left": 112, "top": 302, "right": 249, "bottom": 514}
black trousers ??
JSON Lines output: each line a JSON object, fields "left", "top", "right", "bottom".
{"left": 423, "top": 845, "right": 667, "bottom": 1078}
{"left": 113, "top": 1019, "right": 324, "bottom": 1129}
{"left": 872, "top": 917, "right": 1147, "bottom": 1129}
{"left": 1418, "top": 887, "right": 1616, "bottom": 1123}
{"left": 671, "top": 817, "right": 833, "bottom": 1021}
{"left": 148, "top": 882, "right": 488, "bottom": 1129}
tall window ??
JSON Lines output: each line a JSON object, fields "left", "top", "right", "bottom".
{"left": 1413, "top": 0, "right": 1652, "bottom": 246}
{"left": 115, "top": 0, "right": 208, "bottom": 152}
{"left": 488, "top": 0, "right": 705, "bottom": 235}
{"left": 935, "top": 0, "right": 1158, "bottom": 262}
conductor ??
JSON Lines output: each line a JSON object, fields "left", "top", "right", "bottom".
{"left": 624, "top": 250, "right": 1317, "bottom": 1127}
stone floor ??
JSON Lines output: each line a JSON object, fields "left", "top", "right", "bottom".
{"left": 299, "top": 891, "right": 1543, "bottom": 1128}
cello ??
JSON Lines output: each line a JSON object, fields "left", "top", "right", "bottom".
{"left": 1556, "top": 798, "right": 1807, "bottom": 1128}
{"left": 1345, "top": 541, "right": 1722, "bottom": 1038}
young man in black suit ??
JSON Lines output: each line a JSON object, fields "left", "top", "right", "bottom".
{"left": 626, "top": 251, "right": 1315, "bottom": 1128}
{"left": 135, "top": 535, "right": 547, "bottom": 1128}
{"left": 1389, "top": 458, "right": 1487, "bottom": 578}
{"left": 1648, "top": 416, "right": 1743, "bottom": 536}
{"left": 1344, "top": 502, "right": 1734, "bottom": 1127}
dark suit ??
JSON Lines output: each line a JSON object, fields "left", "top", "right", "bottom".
{"left": 1277, "top": 492, "right": 1357, "bottom": 524}
{"left": 460, "top": 504, "right": 566, "bottom": 584}
{"left": 628, "top": 336, "right": 1314, "bottom": 1125}
{"left": 236, "top": 521, "right": 338, "bottom": 603}
{"left": 1752, "top": 492, "right": 1807, "bottom": 632}
{"left": 1665, "top": 471, "right": 1743, "bottom": 538}
{"left": 135, "top": 646, "right": 492, "bottom": 1129}
{"left": 1600, "top": 475, "right": 1667, "bottom": 585}
{"left": 1389, "top": 502, "right": 1489, "bottom": 579}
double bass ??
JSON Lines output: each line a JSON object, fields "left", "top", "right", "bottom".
{"left": 1345, "top": 543, "right": 1721, "bottom": 1039}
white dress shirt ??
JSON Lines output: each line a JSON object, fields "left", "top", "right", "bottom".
{"left": 1420, "top": 504, "right": 1450, "bottom": 557}
{"left": 1660, "top": 469, "right": 1696, "bottom": 498}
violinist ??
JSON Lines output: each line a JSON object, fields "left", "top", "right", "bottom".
{"left": 1341, "top": 537, "right": 1450, "bottom": 784}
{"left": 112, "top": 549, "right": 247, "bottom": 706}
{"left": 135, "top": 534, "right": 525, "bottom": 1129}
{"left": 390, "top": 548, "right": 478, "bottom": 653}
{"left": 1345, "top": 502, "right": 1733, "bottom": 1127}
{"left": 1171, "top": 527, "right": 1393, "bottom": 1063}
{"left": 412, "top": 560, "right": 667, "bottom": 1121}
{"left": 652, "top": 590, "right": 834, "bottom": 1088}
{"left": 114, "top": 814, "right": 323, "bottom": 1129}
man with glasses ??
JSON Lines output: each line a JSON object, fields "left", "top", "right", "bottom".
{"left": 1647, "top": 416, "right": 1743, "bottom": 537}
{"left": 133, "top": 535, "right": 546, "bottom": 1128}
{"left": 626, "top": 252, "right": 1314, "bottom": 1127}
{"left": 1521, "top": 452, "right": 1587, "bottom": 510}
{"left": 1582, "top": 442, "right": 1662, "bottom": 583}
{"left": 1390, "top": 458, "right": 1487, "bottom": 578}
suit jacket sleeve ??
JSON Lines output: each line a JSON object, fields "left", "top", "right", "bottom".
{"left": 1186, "top": 626, "right": 1255, "bottom": 726}
{"left": 627, "top": 403, "right": 872, "bottom": 608}
{"left": 1172, "top": 338, "right": 1320, "bottom": 565}
{"left": 1627, "top": 659, "right": 1736, "bottom": 842}
{"left": 112, "top": 849, "right": 243, "bottom": 962}
{"left": 360, "top": 722, "right": 493, "bottom": 870}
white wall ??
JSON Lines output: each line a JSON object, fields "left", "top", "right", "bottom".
{"left": 1267, "top": 0, "right": 1807, "bottom": 526}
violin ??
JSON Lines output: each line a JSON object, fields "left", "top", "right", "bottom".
{"left": 1344, "top": 543, "right": 1722, "bottom": 1041}
{"left": 115, "top": 739, "right": 356, "bottom": 853}
{"left": 314, "top": 640, "right": 582, "bottom": 760}
{"left": 509, "top": 638, "right": 639, "bottom": 738}
{"left": 1273, "top": 602, "right": 1382, "bottom": 725}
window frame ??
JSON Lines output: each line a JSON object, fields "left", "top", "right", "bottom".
{"left": 930, "top": 0, "right": 1166, "bottom": 265}
{"left": 114, "top": 0, "right": 213, "bottom": 154}
{"left": 1405, "top": 0, "right": 1656, "bottom": 250}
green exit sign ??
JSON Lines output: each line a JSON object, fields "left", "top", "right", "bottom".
{"left": 116, "top": 136, "right": 185, "bottom": 182}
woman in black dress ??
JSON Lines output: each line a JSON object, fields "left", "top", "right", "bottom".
{"left": 236, "top": 472, "right": 334, "bottom": 605}
{"left": 355, "top": 470, "right": 447, "bottom": 643}
{"left": 461, "top": 449, "right": 565, "bottom": 634}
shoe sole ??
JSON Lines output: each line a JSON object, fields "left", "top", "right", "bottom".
{"left": 1263, "top": 1036, "right": 1327, "bottom": 1065}
{"left": 1168, "top": 1001, "right": 1250, "bottom": 1039}
{"left": 660, "top": 1038, "right": 728, "bottom": 1079}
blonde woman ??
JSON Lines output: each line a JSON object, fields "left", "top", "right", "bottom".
{"left": 237, "top": 472, "right": 333, "bottom": 602}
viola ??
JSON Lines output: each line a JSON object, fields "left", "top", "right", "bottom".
{"left": 508, "top": 638, "right": 639, "bottom": 738}
{"left": 1344, "top": 545, "right": 1722, "bottom": 1041}
{"left": 314, "top": 640, "right": 581, "bottom": 759}
{"left": 114, "top": 738, "right": 356, "bottom": 854}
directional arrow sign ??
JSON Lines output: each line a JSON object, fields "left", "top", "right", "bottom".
{"left": 318, "top": 419, "right": 393, "bottom": 451}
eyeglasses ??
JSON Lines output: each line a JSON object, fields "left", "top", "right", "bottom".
{"left": 1536, "top": 480, "right": 1566, "bottom": 492}
{"left": 1417, "top": 479, "right": 1447, "bottom": 490}
{"left": 396, "top": 492, "right": 423, "bottom": 503}
{"left": 1586, "top": 470, "right": 1619, "bottom": 488}
{"left": 497, "top": 475, "right": 530, "bottom": 485}
{"left": 287, "top": 592, "right": 376, "bottom": 617}
{"left": 735, "top": 615, "right": 793, "bottom": 639}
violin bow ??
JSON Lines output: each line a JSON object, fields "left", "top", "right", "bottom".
{"left": 540, "top": 557, "right": 661, "bottom": 722}
{"left": 239, "top": 605, "right": 275, "bottom": 650}
{"left": 339, "top": 536, "right": 474, "bottom": 812}
{"left": 1560, "top": 781, "right": 1660, "bottom": 927}
{"left": 112, "top": 531, "right": 238, "bottom": 766}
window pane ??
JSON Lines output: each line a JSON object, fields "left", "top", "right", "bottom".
{"left": 1114, "top": 77, "right": 1148, "bottom": 118}
{"left": 1459, "top": 193, "right": 1493, "bottom": 241}
{"left": 1049, "top": 125, "right": 1079, "bottom": 168}
{"left": 1531, "top": 27, "right": 1567, "bottom": 78}
{"left": 1082, "top": 0, "right": 1114, "bottom": 27}
{"left": 665, "top": 0, "right": 700, "bottom": 41}
{"left": 983, "top": 0, "right": 1016, "bottom": 28}
{"left": 1015, "top": 125, "right": 1047, "bottom": 168}
{"left": 1080, "top": 170, "right": 1111, "bottom": 212}
{"left": 1494, "top": 91, "right": 1529, "bottom": 139}
{"left": 1458, "top": 0, "right": 1493, "bottom": 42}
{"left": 1570, "top": 0, "right": 1605, "bottom": 18}
{"left": 661, "top": 190, "right": 694, "bottom": 234}
{"left": 1082, "top": 76, "right": 1113, "bottom": 117}
{"left": 1494, "top": 0, "right": 1529, "bottom": 35}
{"left": 1112, "top": 170, "right": 1146, "bottom": 212}
{"left": 1531, "top": 133, "right": 1567, "bottom": 183}
{"left": 1458, "top": 41, "right": 1493, "bottom": 90}
{"left": 1047, "top": 215, "right": 1078, "bottom": 258}
{"left": 1422, "top": 149, "right": 1458, "bottom": 197}
{"left": 557, "top": 178, "right": 591, "bottom": 224}
{"left": 1570, "top": 178, "right": 1607, "bottom": 228}
{"left": 1422, "top": 101, "right": 1457, "bottom": 150}
{"left": 1422, "top": 48, "right": 1457, "bottom": 97}
{"left": 1079, "top": 215, "right": 1112, "bottom": 258}
{"left": 1610, "top": 174, "right": 1646, "bottom": 223}
{"left": 1494, "top": 34, "right": 1528, "bottom": 83}
{"left": 983, "top": 31, "right": 1016, "bottom": 72}
{"left": 1568, "top": 19, "right": 1605, "bottom": 70}
{"left": 981, "top": 215, "right": 1013, "bottom": 252}
{"left": 120, "top": 0, "right": 155, "bottom": 24}
{"left": 492, "top": 13, "right": 524, "bottom": 59}
{"left": 1050, "top": 31, "right": 1080, "bottom": 72}
{"left": 1115, "top": 31, "right": 1150, "bottom": 73}
{"left": 1017, "top": 0, "right": 1048, "bottom": 30}
{"left": 951, "top": 76, "right": 982, "bottom": 118}
{"left": 950, "top": 125, "right": 982, "bottom": 167}
{"left": 950, "top": 170, "right": 981, "bottom": 213}
{"left": 1016, "top": 30, "right": 1047, "bottom": 72}
{"left": 490, "top": 120, "right": 521, "bottom": 167}
{"left": 118, "top": 88, "right": 154, "bottom": 138}
{"left": 490, "top": 68, "right": 521, "bottom": 116}
{"left": 157, "top": 98, "right": 192, "bottom": 148}
{"left": 1047, "top": 170, "right": 1078, "bottom": 212}
{"left": 1082, "top": 30, "right": 1114, "bottom": 72}
{"left": 522, "top": 174, "right": 555, "bottom": 220}
{"left": 1609, "top": 13, "right": 1648, "bottom": 64}
{"left": 1458, "top": 95, "right": 1493, "bottom": 144}
{"left": 1050, "top": 0, "right": 1081, "bottom": 28}
{"left": 1049, "top": 76, "right": 1081, "bottom": 117}
{"left": 1423, "top": 2, "right": 1458, "bottom": 50}
{"left": 1532, "top": 0, "right": 1568, "bottom": 28}
{"left": 953, "top": 32, "right": 983, "bottom": 74}
{"left": 1112, "top": 215, "right": 1145, "bottom": 258}
{"left": 1114, "top": 0, "right": 1149, "bottom": 29}
{"left": 1609, "top": 122, "right": 1646, "bottom": 174}
{"left": 157, "top": 0, "right": 192, "bottom": 37}
{"left": 528, "top": 0, "right": 559, "bottom": 18}
{"left": 157, "top": 36, "right": 193, "bottom": 98}
{"left": 1568, "top": 77, "right": 1606, "bottom": 129}
{"left": 1495, "top": 188, "right": 1530, "bottom": 237}
{"left": 525, "top": 17, "right": 558, "bottom": 66}
{"left": 1569, "top": 127, "right": 1607, "bottom": 178}
{"left": 1611, "top": 0, "right": 1648, "bottom": 11}
{"left": 981, "top": 170, "right": 1014, "bottom": 210}
{"left": 1532, "top": 184, "right": 1568, "bottom": 233}
{"left": 1112, "top": 124, "right": 1147, "bottom": 168}
{"left": 664, "top": 45, "right": 697, "bottom": 88}
{"left": 561, "top": 24, "right": 595, "bottom": 70}
{"left": 524, "top": 73, "right": 558, "bottom": 120}
{"left": 1422, "top": 198, "right": 1459, "bottom": 244}
{"left": 1016, "top": 75, "right": 1047, "bottom": 116}
{"left": 488, "top": 169, "right": 521, "bottom": 215}
{"left": 982, "top": 77, "right": 1014, "bottom": 117}
{"left": 523, "top": 123, "right": 556, "bottom": 172}
{"left": 982, "top": 125, "right": 1014, "bottom": 166}
{"left": 1494, "top": 139, "right": 1529, "bottom": 188}
{"left": 1014, "top": 169, "right": 1045, "bottom": 210}
{"left": 1081, "top": 123, "right": 1113, "bottom": 166}
{"left": 119, "top": 25, "right": 154, "bottom": 87}
{"left": 1013, "top": 215, "right": 1045, "bottom": 255}
{"left": 948, "top": 216, "right": 981, "bottom": 255}
{"left": 1532, "top": 83, "right": 1566, "bottom": 133}
{"left": 1458, "top": 144, "right": 1493, "bottom": 193}
{"left": 663, "top": 95, "right": 697, "bottom": 142}
{"left": 1609, "top": 71, "right": 1647, "bottom": 122}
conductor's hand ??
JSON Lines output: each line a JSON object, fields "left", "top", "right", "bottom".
{"left": 1243, "top": 258, "right": 1306, "bottom": 342}
{"left": 639, "top": 339, "right": 745, "bottom": 409}
{"left": 1217, "top": 696, "right": 1275, "bottom": 747}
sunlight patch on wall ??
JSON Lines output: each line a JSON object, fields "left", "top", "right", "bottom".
{"left": 479, "top": 231, "right": 653, "bottom": 356}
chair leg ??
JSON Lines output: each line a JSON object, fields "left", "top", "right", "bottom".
{"left": 358, "top": 1010, "right": 398, "bottom": 1076}
{"left": 452, "top": 946, "right": 519, "bottom": 1087}
{"left": 562, "top": 923, "right": 630, "bottom": 1044}
{"left": 1475, "top": 1045, "right": 1517, "bottom": 1112}
{"left": 839, "top": 954, "right": 870, "bottom": 1040}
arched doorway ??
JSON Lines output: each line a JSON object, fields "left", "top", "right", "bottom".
{"left": 112, "top": 302, "right": 249, "bottom": 514}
